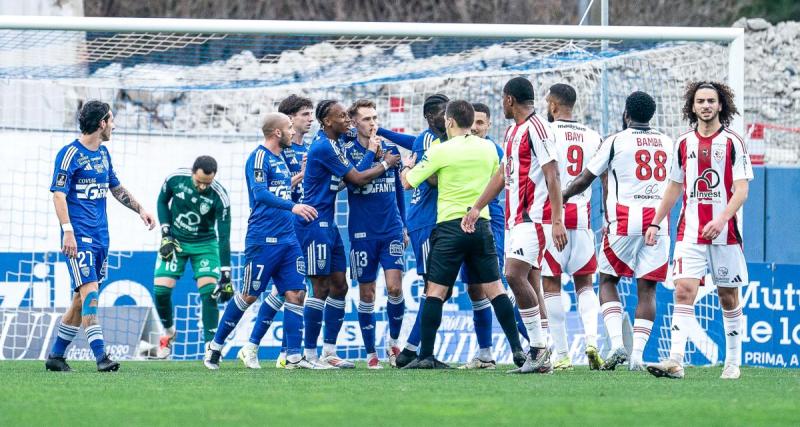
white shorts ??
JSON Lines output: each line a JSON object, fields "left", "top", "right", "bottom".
{"left": 540, "top": 226, "right": 597, "bottom": 277}
{"left": 671, "top": 241, "right": 748, "bottom": 287}
{"left": 505, "top": 222, "right": 544, "bottom": 269}
{"left": 598, "top": 234, "right": 669, "bottom": 282}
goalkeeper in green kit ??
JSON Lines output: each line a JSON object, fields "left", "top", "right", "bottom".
{"left": 153, "top": 156, "right": 233, "bottom": 358}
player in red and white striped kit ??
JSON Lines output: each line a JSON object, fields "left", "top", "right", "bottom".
{"left": 539, "top": 83, "right": 604, "bottom": 370}
{"left": 646, "top": 81, "right": 752, "bottom": 380}
{"left": 562, "top": 91, "right": 672, "bottom": 371}
{"left": 463, "top": 77, "right": 568, "bottom": 374}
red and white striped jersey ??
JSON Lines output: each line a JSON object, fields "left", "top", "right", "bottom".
{"left": 586, "top": 126, "right": 673, "bottom": 236}
{"left": 503, "top": 114, "right": 557, "bottom": 229}
{"left": 543, "top": 120, "right": 602, "bottom": 229}
{"left": 670, "top": 127, "right": 753, "bottom": 245}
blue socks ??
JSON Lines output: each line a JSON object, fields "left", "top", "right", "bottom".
{"left": 357, "top": 301, "right": 376, "bottom": 354}
{"left": 85, "top": 325, "right": 105, "bottom": 362}
{"left": 283, "top": 302, "right": 304, "bottom": 357}
{"left": 51, "top": 322, "right": 79, "bottom": 357}
{"left": 405, "top": 294, "right": 425, "bottom": 350}
{"left": 472, "top": 298, "right": 493, "bottom": 350}
{"left": 213, "top": 294, "right": 250, "bottom": 346}
{"left": 303, "top": 297, "right": 324, "bottom": 350}
{"left": 386, "top": 294, "right": 405, "bottom": 340}
{"left": 323, "top": 297, "right": 346, "bottom": 345}
{"left": 248, "top": 292, "right": 284, "bottom": 345}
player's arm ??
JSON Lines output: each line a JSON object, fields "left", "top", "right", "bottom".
{"left": 377, "top": 127, "right": 415, "bottom": 151}
{"left": 565, "top": 136, "right": 612, "bottom": 203}
{"left": 110, "top": 185, "right": 155, "bottom": 229}
{"left": 600, "top": 172, "right": 609, "bottom": 235}
{"left": 400, "top": 143, "right": 445, "bottom": 190}
{"left": 542, "top": 160, "right": 568, "bottom": 250}
{"left": 562, "top": 169, "right": 597, "bottom": 203}
{"left": 50, "top": 148, "right": 78, "bottom": 258}
{"left": 646, "top": 139, "right": 684, "bottom": 245}
{"left": 250, "top": 160, "right": 317, "bottom": 221}
{"left": 213, "top": 193, "right": 234, "bottom": 302}
{"left": 461, "top": 167, "right": 505, "bottom": 233}
{"left": 394, "top": 167, "right": 407, "bottom": 228}
{"left": 700, "top": 137, "right": 753, "bottom": 241}
{"left": 52, "top": 192, "right": 77, "bottom": 258}
{"left": 156, "top": 178, "right": 182, "bottom": 261}
{"left": 343, "top": 155, "right": 399, "bottom": 187}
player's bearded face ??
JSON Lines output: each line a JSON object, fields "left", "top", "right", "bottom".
{"left": 193, "top": 171, "right": 214, "bottom": 192}
{"left": 100, "top": 113, "right": 114, "bottom": 141}
{"left": 693, "top": 88, "right": 721, "bottom": 123}
{"left": 429, "top": 106, "right": 446, "bottom": 134}
{"left": 279, "top": 121, "right": 294, "bottom": 148}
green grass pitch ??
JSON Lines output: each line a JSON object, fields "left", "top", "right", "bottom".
{"left": 1, "top": 361, "right": 798, "bottom": 426}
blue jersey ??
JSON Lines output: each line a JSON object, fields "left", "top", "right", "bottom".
{"left": 298, "top": 130, "right": 354, "bottom": 225}
{"left": 245, "top": 145, "right": 297, "bottom": 246}
{"left": 50, "top": 139, "right": 120, "bottom": 247}
{"left": 282, "top": 140, "right": 310, "bottom": 203}
{"left": 406, "top": 129, "right": 444, "bottom": 232}
{"left": 488, "top": 137, "right": 505, "bottom": 226}
{"left": 343, "top": 139, "right": 404, "bottom": 241}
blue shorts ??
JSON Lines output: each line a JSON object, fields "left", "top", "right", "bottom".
{"left": 409, "top": 225, "right": 435, "bottom": 275}
{"left": 350, "top": 236, "right": 405, "bottom": 283}
{"left": 66, "top": 243, "right": 108, "bottom": 290}
{"left": 459, "top": 222, "right": 505, "bottom": 284}
{"left": 243, "top": 242, "right": 306, "bottom": 296}
{"left": 297, "top": 223, "right": 347, "bottom": 276}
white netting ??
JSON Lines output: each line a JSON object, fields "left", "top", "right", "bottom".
{"left": 0, "top": 27, "right": 733, "bottom": 362}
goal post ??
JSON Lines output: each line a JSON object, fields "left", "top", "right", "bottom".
{"left": 0, "top": 16, "right": 744, "bottom": 365}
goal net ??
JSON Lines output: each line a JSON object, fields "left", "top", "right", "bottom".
{"left": 0, "top": 17, "right": 742, "bottom": 365}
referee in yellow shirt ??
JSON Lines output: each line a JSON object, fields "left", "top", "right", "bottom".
{"left": 399, "top": 100, "right": 526, "bottom": 369}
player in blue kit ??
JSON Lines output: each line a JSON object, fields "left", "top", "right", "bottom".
{"left": 343, "top": 99, "right": 408, "bottom": 369}
{"left": 240, "top": 94, "right": 316, "bottom": 369}
{"left": 46, "top": 100, "right": 156, "bottom": 372}
{"left": 204, "top": 112, "right": 320, "bottom": 370}
{"left": 298, "top": 100, "right": 401, "bottom": 368}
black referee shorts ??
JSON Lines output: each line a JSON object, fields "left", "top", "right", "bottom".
{"left": 426, "top": 218, "right": 500, "bottom": 287}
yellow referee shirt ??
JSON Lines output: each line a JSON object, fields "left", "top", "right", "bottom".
{"left": 406, "top": 134, "right": 498, "bottom": 224}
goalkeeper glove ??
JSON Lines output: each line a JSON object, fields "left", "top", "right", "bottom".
{"left": 159, "top": 225, "right": 182, "bottom": 261}
{"left": 213, "top": 267, "right": 234, "bottom": 302}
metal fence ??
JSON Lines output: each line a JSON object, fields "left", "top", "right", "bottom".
{"left": 745, "top": 96, "right": 800, "bottom": 165}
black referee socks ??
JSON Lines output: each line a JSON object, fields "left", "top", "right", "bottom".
{"left": 419, "top": 296, "right": 444, "bottom": 359}
{"left": 491, "top": 294, "right": 523, "bottom": 353}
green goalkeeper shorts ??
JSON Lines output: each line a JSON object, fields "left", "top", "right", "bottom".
{"left": 154, "top": 239, "right": 221, "bottom": 280}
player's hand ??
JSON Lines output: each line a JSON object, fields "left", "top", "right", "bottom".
{"left": 301, "top": 154, "right": 308, "bottom": 171}
{"left": 402, "top": 152, "right": 417, "bottom": 169}
{"left": 159, "top": 236, "right": 183, "bottom": 261}
{"left": 551, "top": 221, "right": 568, "bottom": 252}
{"left": 212, "top": 267, "right": 234, "bottom": 302}
{"left": 645, "top": 226, "right": 658, "bottom": 246}
{"left": 383, "top": 151, "right": 401, "bottom": 168}
{"left": 461, "top": 207, "right": 481, "bottom": 233}
{"left": 403, "top": 229, "right": 410, "bottom": 247}
{"left": 292, "top": 203, "right": 318, "bottom": 222}
{"left": 367, "top": 134, "right": 381, "bottom": 154}
{"left": 140, "top": 210, "right": 156, "bottom": 230}
{"left": 62, "top": 231, "right": 78, "bottom": 258}
{"left": 701, "top": 217, "right": 725, "bottom": 241}
{"left": 601, "top": 224, "right": 608, "bottom": 238}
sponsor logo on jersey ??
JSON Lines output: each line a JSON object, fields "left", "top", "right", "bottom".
{"left": 634, "top": 183, "right": 663, "bottom": 200}
{"left": 175, "top": 192, "right": 185, "bottom": 200}
{"left": 389, "top": 240, "right": 404, "bottom": 257}
{"left": 55, "top": 173, "right": 67, "bottom": 187}
{"left": 84, "top": 164, "right": 93, "bottom": 171}
{"left": 688, "top": 151, "right": 697, "bottom": 159}
{"left": 254, "top": 169, "right": 265, "bottom": 183}
{"left": 174, "top": 211, "right": 201, "bottom": 232}
{"left": 690, "top": 168, "right": 722, "bottom": 199}
{"left": 296, "top": 257, "right": 306, "bottom": 275}
{"left": 75, "top": 183, "right": 109, "bottom": 200}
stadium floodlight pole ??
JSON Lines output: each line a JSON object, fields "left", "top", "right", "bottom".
{"left": 0, "top": 15, "right": 745, "bottom": 134}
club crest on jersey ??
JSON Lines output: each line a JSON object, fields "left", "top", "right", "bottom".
{"left": 254, "top": 169, "right": 265, "bottom": 183}
{"left": 389, "top": 240, "right": 404, "bottom": 257}
{"left": 713, "top": 147, "right": 725, "bottom": 162}
{"left": 296, "top": 257, "right": 306, "bottom": 275}
{"left": 199, "top": 202, "right": 211, "bottom": 215}
{"left": 55, "top": 173, "right": 67, "bottom": 187}
{"left": 690, "top": 168, "right": 721, "bottom": 199}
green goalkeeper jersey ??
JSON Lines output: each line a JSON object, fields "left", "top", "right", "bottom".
{"left": 157, "top": 168, "right": 231, "bottom": 266}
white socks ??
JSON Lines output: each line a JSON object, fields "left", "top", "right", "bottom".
{"left": 601, "top": 301, "right": 624, "bottom": 350}
{"left": 722, "top": 306, "right": 743, "bottom": 367}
